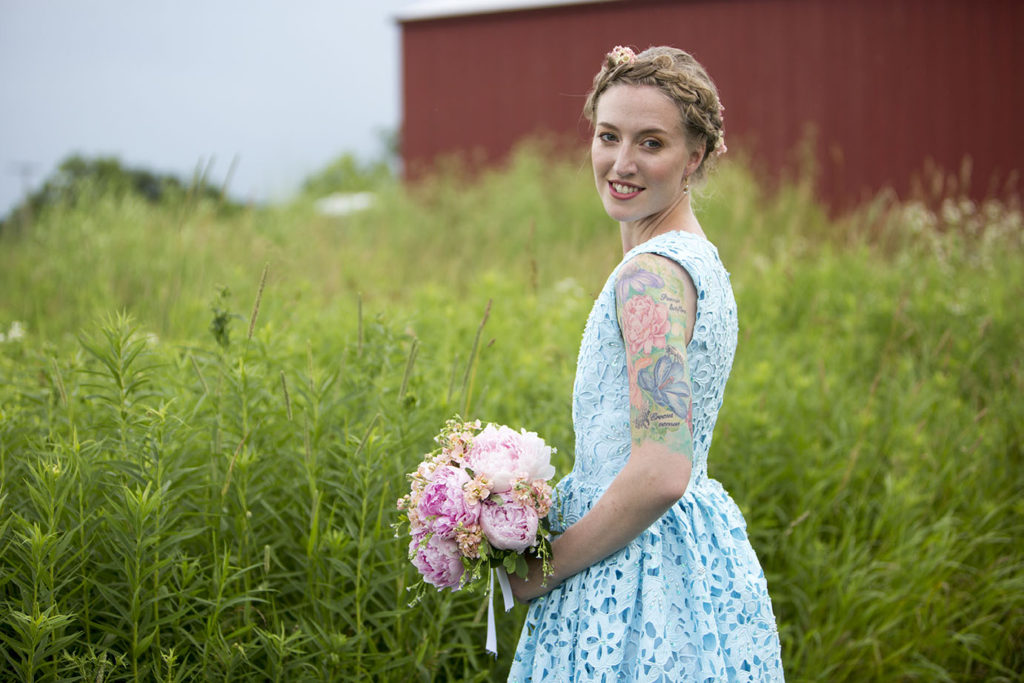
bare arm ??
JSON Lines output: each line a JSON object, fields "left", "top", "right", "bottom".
{"left": 510, "top": 253, "right": 697, "bottom": 600}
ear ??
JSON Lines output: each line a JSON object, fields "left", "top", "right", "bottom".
{"left": 686, "top": 145, "right": 705, "bottom": 178}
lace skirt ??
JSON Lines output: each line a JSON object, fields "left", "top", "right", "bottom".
{"left": 508, "top": 474, "right": 785, "bottom": 682}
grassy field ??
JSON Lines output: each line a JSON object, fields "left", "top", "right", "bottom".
{"left": 1, "top": 146, "right": 1022, "bottom": 681}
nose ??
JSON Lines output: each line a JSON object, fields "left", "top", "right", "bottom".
{"left": 613, "top": 145, "right": 637, "bottom": 176}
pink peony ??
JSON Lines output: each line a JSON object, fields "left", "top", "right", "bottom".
{"left": 417, "top": 465, "right": 481, "bottom": 538}
{"left": 622, "top": 295, "right": 670, "bottom": 356}
{"left": 479, "top": 494, "right": 539, "bottom": 552}
{"left": 467, "top": 425, "right": 555, "bottom": 493}
{"left": 409, "top": 531, "right": 464, "bottom": 589}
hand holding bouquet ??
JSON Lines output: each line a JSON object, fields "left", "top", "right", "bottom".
{"left": 396, "top": 417, "right": 557, "bottom": 652}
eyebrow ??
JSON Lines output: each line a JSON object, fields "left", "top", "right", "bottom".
{"left": 595, "top": 122, "right": 671, "bottom": 136}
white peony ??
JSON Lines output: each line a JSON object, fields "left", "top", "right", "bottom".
{"left": 467, "top": 424, "right": 556, "bottom": 493}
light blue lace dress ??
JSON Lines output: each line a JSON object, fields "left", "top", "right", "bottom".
{"left": 509, "top": 231, "right": 784, "bottom": 682}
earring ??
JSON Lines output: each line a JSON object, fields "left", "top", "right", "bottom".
{"left": 682, "top": 175, "right": 690, "bottom": 196}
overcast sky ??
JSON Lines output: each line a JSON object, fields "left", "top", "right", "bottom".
{"left": 0, "top": 0, "right": 418, "bottom": 215}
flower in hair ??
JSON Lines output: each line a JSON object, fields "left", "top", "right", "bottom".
{"left": 714, "top": 103, "right": 727, "bottom": 156}
{"left": 609, "top": 45, "right": 636, "bottom": 67}
{"left": 714, "top": 133, "right": 728, "bottom": 157}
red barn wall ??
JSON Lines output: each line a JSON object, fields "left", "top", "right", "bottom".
{"left": 401, "top": 0, "right": 1022, "bottom": 210}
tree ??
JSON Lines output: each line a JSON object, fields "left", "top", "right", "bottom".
{"left": 0, "top": 155, "right": 237, "bottom": 232}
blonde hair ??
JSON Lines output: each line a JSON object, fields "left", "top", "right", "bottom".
{"left": 583, "top": 46, "right": 726, "bottom": 180}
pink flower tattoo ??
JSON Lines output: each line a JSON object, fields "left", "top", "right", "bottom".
{"left": 622, "top": 295, "right": 671, "bottom": 356}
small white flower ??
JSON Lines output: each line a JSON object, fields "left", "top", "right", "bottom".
{"left": 7, "top": 321, "right": 26, "bottom": 341}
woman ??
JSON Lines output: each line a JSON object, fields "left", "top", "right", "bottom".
{"left": 507, "top": 46, "right": 785, "bottom": 681}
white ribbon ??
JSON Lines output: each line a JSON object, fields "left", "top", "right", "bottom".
{"left": 485, "top": 567, "right": 515, "bottom": 656}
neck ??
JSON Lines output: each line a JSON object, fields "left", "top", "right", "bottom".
{"left": 619, "top": 196, "right": 703, "bottom": 254}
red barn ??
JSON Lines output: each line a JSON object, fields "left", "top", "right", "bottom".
{"left": 398, "top": 0, "right": 1022, "bottom": 210}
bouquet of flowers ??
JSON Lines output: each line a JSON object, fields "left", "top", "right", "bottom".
{"left": 397, "top": 417, "right": 557, "bottom": 588}
{"left": 396, "top": 418, "right": 557, "bottom": 651}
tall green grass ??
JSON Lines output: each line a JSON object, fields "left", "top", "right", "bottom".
{"left": 1, "top": 146, "right": 1022, "bottom": 680}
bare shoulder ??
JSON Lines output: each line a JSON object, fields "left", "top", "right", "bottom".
{"left": 616, "top": 253, "right": 696, "bottom": 316}
{"left": 617, "top": 252, "right": 693, "bottom": 297}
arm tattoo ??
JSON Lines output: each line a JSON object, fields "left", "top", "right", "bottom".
{"left": 616, "top": 254, "right": 695, "bottom": 458}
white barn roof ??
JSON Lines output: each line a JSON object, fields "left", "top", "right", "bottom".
{"left": 396, "top": 0, "right": 616, "bottom": 22}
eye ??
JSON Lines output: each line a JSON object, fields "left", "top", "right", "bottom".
{"left": 597, "top": 131, "right": 618, "bottom": 143}
{"left": 641, "top": 138, "right": 663, "bottom": 149}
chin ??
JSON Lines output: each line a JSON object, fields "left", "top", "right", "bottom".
{"left": 602, "top": 199, "right": 645, "bottom": 223}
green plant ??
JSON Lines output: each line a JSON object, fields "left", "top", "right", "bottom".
{"left": 0, "top": 146, "right": 1020, "bottom": 680}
